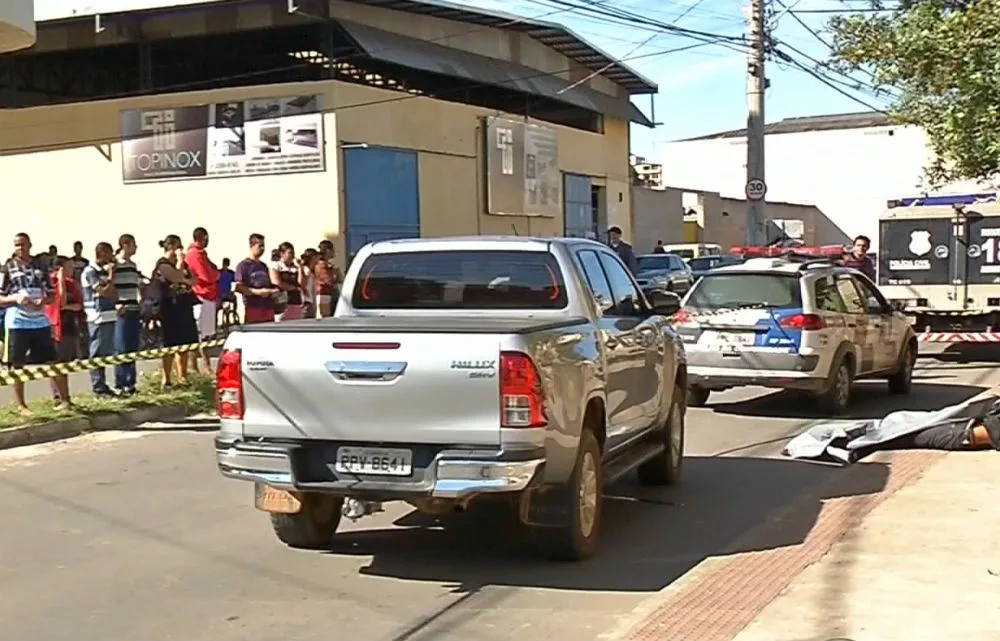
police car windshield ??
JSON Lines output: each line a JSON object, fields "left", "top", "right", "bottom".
{"left": 686, "top": 273, "right": 802, "bottom": 311}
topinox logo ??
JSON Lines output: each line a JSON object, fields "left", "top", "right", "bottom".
{"left": 126, "top": 109, "right": 203, "bottom": 174}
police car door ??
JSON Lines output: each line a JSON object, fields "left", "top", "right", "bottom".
{"left": 852, "top": 275, "right": 898, "bottom": 371}
{"left": 833, "top": 273, "right": 877, "bottom": 374}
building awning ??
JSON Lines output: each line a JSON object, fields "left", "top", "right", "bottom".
{"left": 336, "top": 19, "right": 654, "bottom": 128}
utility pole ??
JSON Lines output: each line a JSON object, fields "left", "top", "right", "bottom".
{"left": 745, "top": 0, "right": 767, "bottom": 245}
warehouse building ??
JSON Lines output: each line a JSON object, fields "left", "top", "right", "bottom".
{"left": 0, "top": 0, "right": 656, "bottom": 271}
{"left": 661, "top": 112, "right": 984, "bottom": 247}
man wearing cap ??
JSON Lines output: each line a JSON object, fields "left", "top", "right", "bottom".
{"left": 606, "top": 226, "right": 639, "bottom": 273}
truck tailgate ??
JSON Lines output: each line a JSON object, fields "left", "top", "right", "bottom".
{"left": 238, "top": 331, "right": 503, "bottom": 446}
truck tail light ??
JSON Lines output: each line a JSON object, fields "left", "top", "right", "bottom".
{"left": 499, "top": 351, "right": 547, "bottom": 428}
{"left": 673, "top": 309, "right": 693, "bottom": 324}
{"left": 216, "top": 348, "right": 245, "bottom": 420}
{"left": 780, "top": 313, "right": 826, "bottom": 331}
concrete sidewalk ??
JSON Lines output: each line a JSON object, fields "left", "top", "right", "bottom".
{"left": 731, "top": 451, "right": 1000, "bottom": 641}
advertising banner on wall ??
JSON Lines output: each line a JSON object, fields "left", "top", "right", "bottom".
{"left": 120, "top": 94, "right": 325, "bottom": 184}
{"left": 484, "top": 117, "right": 561, "bottom": 216}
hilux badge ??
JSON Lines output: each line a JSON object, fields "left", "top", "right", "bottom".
{"left": 450, "top": 360, "right": 496, "bottom": 370}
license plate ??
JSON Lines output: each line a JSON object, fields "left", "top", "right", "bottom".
{"left": 718, "top": 332, "right": 755, "bottom": 347}
{"left": 334, "top": 447, "right": 413, "bottom": 476}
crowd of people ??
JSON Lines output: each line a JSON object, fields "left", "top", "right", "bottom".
{"left": 0, "top": 230, "right": 344, "bottom": 417}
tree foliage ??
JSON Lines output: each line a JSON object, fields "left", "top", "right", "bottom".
{"left": 828, "top": 0, "right": 1000, "bottom": 187}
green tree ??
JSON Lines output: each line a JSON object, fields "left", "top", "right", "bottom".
{"left": 828, "top": 0, "right": 1000, "bottom": 187}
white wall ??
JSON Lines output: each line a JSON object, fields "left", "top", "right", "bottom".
{"left": 662, "top": 124, "right": 984, "bottom": 249}
{"left": 0, "top": 0, "right": 34, "bottom": 52}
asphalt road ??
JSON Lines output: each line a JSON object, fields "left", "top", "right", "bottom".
{"left": 0, "top": 347, "right": 997, "bottom": 641}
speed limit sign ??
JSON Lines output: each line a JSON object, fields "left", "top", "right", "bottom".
{"left": 745, "top": 178, "right": 767, "bottom": 201}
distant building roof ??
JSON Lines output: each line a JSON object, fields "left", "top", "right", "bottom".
{"left": 40, "top": 0, "right": 658, "bottom": 94}
{"left": 678, "top": 111, "right": 893, "bottom": 141}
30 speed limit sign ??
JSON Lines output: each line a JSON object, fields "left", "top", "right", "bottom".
{"left": 745, "top": 178, "right": 767, "bottom": 201}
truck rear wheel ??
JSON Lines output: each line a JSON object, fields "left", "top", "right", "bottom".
{"left": 269, "top": 494, "right": 343, "bottom": 550}
{"left": 687, "top": 385, "right": 711, "bottom": 407}
{"left": 637, "top": 384, "right": 685, "bottom": 486}
{"left": 529, "top": 430, "right": 603, "bottom": 562}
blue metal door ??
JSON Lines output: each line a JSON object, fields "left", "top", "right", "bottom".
{"left": 343, "top": 147, "right": 421, "bottom": 256}
{"left": 564, "top": 174, "right": 596, "bottom": 239}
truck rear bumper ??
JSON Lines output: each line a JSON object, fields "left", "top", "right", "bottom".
{"left": 215, "top": 437, "right": 546, "bottom": 500}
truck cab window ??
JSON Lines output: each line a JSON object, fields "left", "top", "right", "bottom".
{"left": 576, "top": 250, "right": 615, "bottom": 313}
{"left": 597, "top": 252, "right": 643, "bottom": 316}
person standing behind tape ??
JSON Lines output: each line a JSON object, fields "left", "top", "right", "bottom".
{"left": 69, "top": 240, "right": 90, "bottom": 358}
{"left": 0, "top": 233, "right": 70, "bottom": 416}
{"left": 45, "top": 256, "right": 82, "bottom": 402}
{"left": 154, "top": 235, "right": 198, "bottom": 389}
{"left": 112, "top": 234, "right": 143, "bottom": 397}
{"left": 185, "top": 227, "right": 219, "bottom": 374}
{"left": 82, "top": 242, "right": 118, "bottom": 397}
{"left": 235, "top": 233, "right": 279, "bottom": 324}
{"left": 313, "top": 239, "right": 342, "bottom": 317}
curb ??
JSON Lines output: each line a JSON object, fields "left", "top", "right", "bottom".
{"left": 0, "top": 403, "right": 199, "bottom": 451}
{"left": 606, "top": 449, "right": 946, "bottom": 641}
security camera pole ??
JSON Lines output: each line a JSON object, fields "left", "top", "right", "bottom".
{"left": 745, "top": 0, "right": 768, "bottom": 245}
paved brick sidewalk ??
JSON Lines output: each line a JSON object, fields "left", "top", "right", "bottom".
{"left": 729, "top": 450, "right": 1000, "bottom": 641}
{"left": 608, "top": 450, "right": 999, "bottom": 641}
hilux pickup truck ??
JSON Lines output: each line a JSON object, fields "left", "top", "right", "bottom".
{"left": 215, "top": 236, "right": 688, "bottom": 561}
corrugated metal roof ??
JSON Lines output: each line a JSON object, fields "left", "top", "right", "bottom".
{"left": 339, "top": 19, "right": 653, "bottom": 126}
{"left": 679, "top": 111, "right": 893, "bottom": 141}
{"left": 338, "top": 0, "right": 656, "bottom": 94}
{"left": 37, "top": 0, "right": 657, "bottom": 94}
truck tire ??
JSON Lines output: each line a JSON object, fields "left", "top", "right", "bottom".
{"left": 687, "top": 385, "right": 710, "bottom": 407}
{"left": 816, "top": 357, "right": 853, "bottom": 415}
{"left": 637, "top": 383, "right": 685, "bottom": 486}
{"left": 269, "top": 494, "right": 343, "bottom": 550}
{"left": 529, "top": 430, "right": 603, "bottom": 562}
{"left": 888, "top": 342, "right": 916, "bottom": 395}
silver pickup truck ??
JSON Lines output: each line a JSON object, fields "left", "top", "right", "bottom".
{"left": 215, "top": 236, "right": 687, "bottom": 561}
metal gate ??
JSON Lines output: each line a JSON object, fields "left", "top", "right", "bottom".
{"left": 564, "top": 173, "right": 597, "bottom": 239}
{"left": 343, "top": 146, "right": 421, "bottom": 256}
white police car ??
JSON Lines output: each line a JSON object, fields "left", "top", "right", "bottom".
{"left": 672, "top": 256, "right": 917, "bottom": 414}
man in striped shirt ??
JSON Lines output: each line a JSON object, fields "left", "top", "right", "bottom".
{"left": 82, "top": 242, "right": 118, "bottom": 397}
{"left": 0, "top": 233, "right": 69, "bottom": 415}
{"left": 113, "top": 234, "right": 143, "bottom": 396}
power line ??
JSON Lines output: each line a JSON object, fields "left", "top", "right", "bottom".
{"left": 771, "top": 45, "right": 888, "bottom": 114}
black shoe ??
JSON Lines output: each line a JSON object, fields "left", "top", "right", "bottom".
{"left": 94, "top": 388, "right": 117, "bottom": 398}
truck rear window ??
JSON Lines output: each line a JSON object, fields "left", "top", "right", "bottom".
{"left": 686, "top": 273, "right": 802, "bottom": 310}
{"left": 351, "top": 250, "right": 569, "bottom": 309}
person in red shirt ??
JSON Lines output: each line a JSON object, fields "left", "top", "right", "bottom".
{"left": 841, "top": 235, "right": 877, "bottom": 281}
{"left": 45, "top": 256, "right": 82, "bottom": 407}
{"left": 184, "top": 227, "right": 220, "bottom": 373}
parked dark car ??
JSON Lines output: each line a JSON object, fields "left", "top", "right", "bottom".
{"left": 688, "top": 254, "right": 747, "bottom": 279}
{"left": 635, "top": 253, "right": 694, "bottom": 295}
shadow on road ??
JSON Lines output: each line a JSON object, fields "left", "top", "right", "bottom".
{"left": 322, "top": 456, "right": 889, "bottom": 594}
{"left": 706, "top": 382, "right": 987, "bottom": 420}
{"left": 921, "top": 344, "right": 1000, "bottom": 363}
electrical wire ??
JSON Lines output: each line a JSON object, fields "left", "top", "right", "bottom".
{"left": 771, "top": 45, "right": 888, "bottom": 113}
{"left": 0, "top": 40, "right": 715, "bottom": 153}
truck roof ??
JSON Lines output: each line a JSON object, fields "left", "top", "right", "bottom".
{"left": 365, "top": 236, "right": 607, "bottom": 253}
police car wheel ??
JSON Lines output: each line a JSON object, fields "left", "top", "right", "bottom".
{"left": 817, "top": 359, "right": 853, "bottom": 415}
{"left": 888, "top": 343, "right": 916, "bottom": 395}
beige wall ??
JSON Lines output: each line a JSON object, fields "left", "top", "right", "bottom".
{"left": 631, "top": 186, "right": 685, "bottom": 253}
{"left": 662, "top": 185, "right": 850, "bottom": 250}
{"left": 0, "top": 78, "right": 631, "bottom": 274}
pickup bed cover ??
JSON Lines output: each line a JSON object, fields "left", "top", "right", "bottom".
{"left": 233, "top": 316, "right": 589, "bottom": 335}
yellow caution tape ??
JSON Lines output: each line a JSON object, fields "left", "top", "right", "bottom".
{"left": 0, "top": 338, "right": 225, "bottom": 386}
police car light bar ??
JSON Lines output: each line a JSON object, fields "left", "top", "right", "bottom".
{"left": 730, "top": 245, "right": 846, "bottom": 258}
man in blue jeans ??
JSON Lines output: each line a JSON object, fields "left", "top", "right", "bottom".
{"left": 81, "top": 242, "right": 118, "bottom": 397}
{"left": 113, "top": 234, "right": 143, "bottom": 395}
